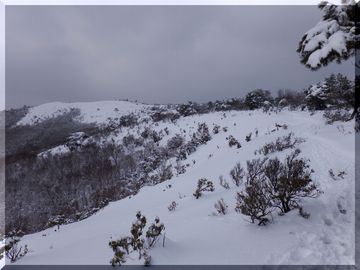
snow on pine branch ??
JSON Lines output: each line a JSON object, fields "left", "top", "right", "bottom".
{"left": 297, "top": 1, "right": 359, "bottom": 70}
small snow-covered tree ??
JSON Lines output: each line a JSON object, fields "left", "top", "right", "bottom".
{"left": 304, "top": 73, "right": 354, "bottom": 110}
{"left": 297, "top": 1, "right": 359, "bottom": 119}
{"left": 304, "top": 82, "right": 329, "bottom": 110}
{"left": 193, "top": 178, "right": 215, "bottom": 199}
{"left": 192, "top": 123, "right": 211, "bottom": 145}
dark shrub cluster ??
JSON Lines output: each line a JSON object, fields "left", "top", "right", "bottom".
{"left": 193, "top": 178, "right": 215, "bottom": 199}
{"left": 227, "top": 135, "right": 241, "bottom": 148}
{"left": 235, "top": 150, "right": 321, "bottom": 225}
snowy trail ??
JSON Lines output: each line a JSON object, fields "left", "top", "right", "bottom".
{"left": 10, "top": 110, "right": 355, "bottom": 265}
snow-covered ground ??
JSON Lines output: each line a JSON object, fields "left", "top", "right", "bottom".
{"left": 9, "top": 109, "right": 355, "bottom": 265}
{"left": 0, "top": 237, "right": 4, "bottom": 269}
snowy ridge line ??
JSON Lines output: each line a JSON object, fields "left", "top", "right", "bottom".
{"left": 16, "top": 100, "right": 152, "bottom": 126}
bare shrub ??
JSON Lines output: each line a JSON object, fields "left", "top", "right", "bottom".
{"left": 214, "top": 198, "right": 228, "bottom": 215}
{"left": 235, "top": 150, "right": 321, "bottom": 224}
{"left": 264, "top": 149, "right": 322, "bottom": 213}
{"left": 235, "top": 180, "right": 272, "bottom": 226}
{"left": 258, "top": 133, "right": 305, "bottom": 156}
{"left": 230, "top": 162, "right": 245, "bottom": 187}
{"left": 219, "top": 176, "right": 230, "bottom": 190}
{"left": 5, "top": 230, "right": 28, "bottom": 263}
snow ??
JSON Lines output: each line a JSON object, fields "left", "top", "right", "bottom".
{"left": 307, "top": 30, "right": 348, "bottom": 69}
{"left": 8, "top": 109, "right": 355, "bottom": 266}
{"left": 16, "top": 100, "right": 151, "bottom": 126}
{"left": 0, "top": 238, "right": 4, "bottom": 269}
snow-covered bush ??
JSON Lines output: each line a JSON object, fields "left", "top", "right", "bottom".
{"left": 151, "top": 109, "right": 180, "bottom": 122}
{"left": 192, "top": 123, "right": 211, "bottom": 145}
{"left": 5, "top": 230, "right": 28, "bottom": 263}
{"left": 214, "top": 198, "right": 228, "bottom": 215}
{"left": 109, "top": 237, "right": 130, "bottom": 266}
{"left": 168, "top": 201, "right": 178, "bottom": 212}
{"left": 166, "top": 134, "right": 184, "bottom": 152}
{"left": 193, "top": 178, "right": 215, "bottom": 199}
{"left": 109, "top": 211, "right": 148, "bottom": 266}
{"left": 146, "top": 217, "right": 165, "bottom": 248}
{"left": 329, "top": 169, "right": 346, "bottom": 181}
{"left": 45, "top": 214, "right": 66, "bottom": 230}
{"left": 109, "top": 211, "right": 165, "bottom": 266}
{"left": 323, "top": 109, "right": 352, "bottom": 124}
{"left": 230, "top": 162, "right": 245, "bottom": 187}
{"left": 245, "top": 133, "right": 252, "bottom": 142}
{"left": 154, "top": 162, "right": 173, "bottom": 184}
{"left": 275, "top": 89, "right": 306, "bottom": 109}
{"left": 174, "top": 160, "right": 186, "bottom": 176}
{"left": 227, "top": 135, "right": 241, "bottom": 148}
{"left": 119, "top": 113, "right": 138, "bottom": 127}
{"left": 212, "top": 125, "right": 220, "bottom": 134}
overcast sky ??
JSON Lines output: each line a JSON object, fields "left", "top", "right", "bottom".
{"left": 6, "top": 6, "right": 354, "bottom": 109}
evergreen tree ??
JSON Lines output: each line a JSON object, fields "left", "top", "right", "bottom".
{"left": 297, "top": 1, "right": 359, "bottom": 70}
{"left": 192, "top": 123, "right": 211, "bottom": 145}
{"left": 245, "top": 89, "right": 273, "bottom": 110}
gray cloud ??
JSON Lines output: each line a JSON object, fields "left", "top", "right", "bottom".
{"left": 6, "top": 6, "right": 354, "bottom": 109}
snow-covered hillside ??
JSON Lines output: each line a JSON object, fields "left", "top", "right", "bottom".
{"left": 16, "top": 100, "right": 151, "bottom": 126}
{"left": 10, "top": 109, "right": 355, "bottom": 266}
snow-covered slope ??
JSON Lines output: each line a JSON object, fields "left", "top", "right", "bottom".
{"left": 16, "top": 100, "right": 151, "bottom": 126}
{"left": 10, "top": 109, "right": 355, "bottom": 265}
